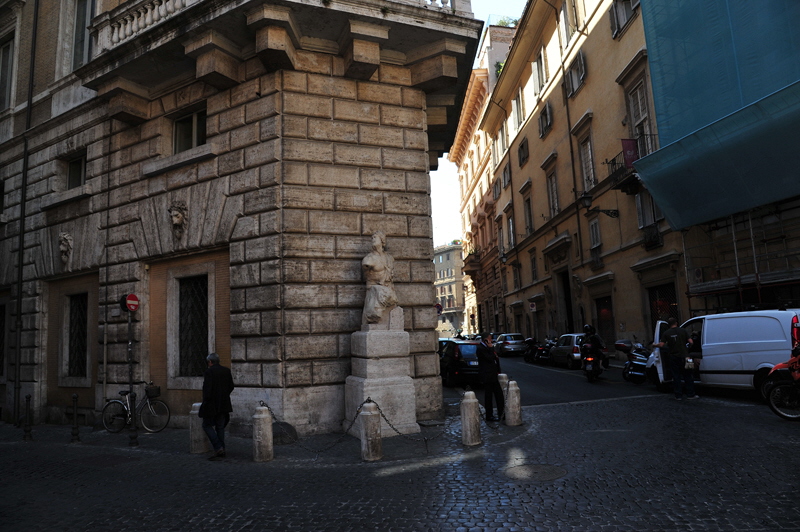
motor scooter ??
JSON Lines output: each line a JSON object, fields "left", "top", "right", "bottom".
{"left": 766, "top": 345, "right": 800, "bottom": 420}
{"left": 615, "top": 338, "right": 648, "bottom": 384}
{"left": 524, "top": 337, "right": 555, "bottom": 364}
{"left": 580, "top": 342, "right": 604, "bottom": 383}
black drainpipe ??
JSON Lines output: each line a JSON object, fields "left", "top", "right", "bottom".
{"left": 14, "top": 0, "right": 40, "bottom": 423}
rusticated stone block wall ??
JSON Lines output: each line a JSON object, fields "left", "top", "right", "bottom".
{"left": 0, "top": 51, "right": 442, "bottom": 433}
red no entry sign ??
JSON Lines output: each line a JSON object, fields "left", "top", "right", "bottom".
{"left": 125, "top": 294, "right": 139, "bottom": 312}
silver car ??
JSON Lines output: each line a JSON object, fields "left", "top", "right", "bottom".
{"left": 495, "top": 333, "right": 527, "bottom": 357}
{"left": 550, "top": 333, "right": 585, "bottom": 369}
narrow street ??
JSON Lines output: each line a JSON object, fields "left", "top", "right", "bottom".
{"left": 443, "top": 355, "right": 762, "bottom": 408}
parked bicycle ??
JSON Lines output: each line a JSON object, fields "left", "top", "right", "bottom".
{"left": 101, "top": 382, "right": 170, "bottom": 433}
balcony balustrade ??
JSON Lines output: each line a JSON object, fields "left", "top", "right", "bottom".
{"left": 642, "top": 223, "right": 663, "bottom": 250}
{"left": 95, "top": 0, "right": 473, "bottom": 54}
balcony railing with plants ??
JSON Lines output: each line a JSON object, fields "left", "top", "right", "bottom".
{"left": 606, "top": 134, "right": 658, "bottom": 194}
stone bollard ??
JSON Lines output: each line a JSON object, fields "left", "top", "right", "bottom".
{"left": 359, "top": 402, "right": 382, "bottom": 462}
{"left": 253, "top": 406, "right": 274, "bottom": 462}
{"left": 23, "top": 394, "right": 33, "bottom": 441}
{"left": 504, "top": 381, "right": 523, "bottom": 426}
{"left": 189, "top": 403, "right": 211, "bottom": 454}
{"left": 71, "top": 394, "right": 80, "bottom": 443}
{"left": 460, "top": 391, "right": 481, "bottom": 446}
{"left": 498, "top": 373, "right": 509, "bottom": 393}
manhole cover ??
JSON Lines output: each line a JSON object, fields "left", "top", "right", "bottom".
{"left": 504, "top": 464, "right": 567, "bottom": 481}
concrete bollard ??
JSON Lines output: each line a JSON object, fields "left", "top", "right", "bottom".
{"left": 504, "top": 381, "right": 523, "bottom": 426}
{"left": 460, "top": 391, "right": 481, "bottom": 446}
{"left": 359, "top": 402, "right": 382, "bottom": 462}
{"left": 498, "top": 373, "right": 509, "bottom": 393}
{"left": 253, "top": 406, "right": 274, "bottom": 462}
{"left": 189, "top": 403, "right": 211, "bottom": 454}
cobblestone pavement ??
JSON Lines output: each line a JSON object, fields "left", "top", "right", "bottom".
{"left": 3, "top": 394, "right": 800, "bottom": 531}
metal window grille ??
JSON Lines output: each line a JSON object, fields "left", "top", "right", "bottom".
{"left": 0, "top": 304, "right": 5, "bottom": 376}
{"left": 68, "top": 293, "right": 88, "bottom": 378}
{"left": 179, "top": 275, "right": 209, "bottom": 377}
{"left": 648, "top": 283, "right": 678, "bottom": 332}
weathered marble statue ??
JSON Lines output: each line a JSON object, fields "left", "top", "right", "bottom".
{"left": 58, "top": 232, "right": 73, "bottom": 270}
{"left": 168, "top": 201, "right": 188, "bottom": 239}
{"left": 345, "top": 231, "right": 418, "bottom": 437}
{"left": 361, "top": 231, "right": 398, "bottom": 324}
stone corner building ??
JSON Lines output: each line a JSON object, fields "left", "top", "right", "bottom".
{"left": 0, "top": 0, "right": 480, "bottom": 434}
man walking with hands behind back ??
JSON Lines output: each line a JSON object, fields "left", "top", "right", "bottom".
{"left": 199, "top": 353, "right": 235, "bottom": 460}
{"left": 477, "top": 332, "right": 504, "bottom": 422}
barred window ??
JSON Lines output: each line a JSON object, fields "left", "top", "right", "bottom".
{"left": 179, "top": 275, "right": 209, "bottom": 377}
{"left": 0, "top": 303, "right": 5, "bottom": 376}
{"left": 68, "top": 293, "right": 88, "bottom": 378}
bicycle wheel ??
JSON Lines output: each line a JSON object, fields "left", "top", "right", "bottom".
{"left": 102, "top": 400, "right": 128, "bottom": 433}
{"left": 140, "top": 400, "right": 170, "bottom": 432}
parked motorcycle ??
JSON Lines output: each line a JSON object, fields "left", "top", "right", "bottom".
{"left": 766, "top": 345, "right": 800, "bottom": 420}
{"left": 524, "top": 337, "right": 555, "bottom": 364}
{"left": 615, "top": 338, "right": 649, "bottom": 385}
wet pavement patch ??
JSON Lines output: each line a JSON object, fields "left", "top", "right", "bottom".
{"left": 503, "top": 464, "right": 567, "bottom": 481}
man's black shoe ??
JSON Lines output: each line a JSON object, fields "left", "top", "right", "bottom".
{"left": 485, "top": 416, "right": 497, "bottom": 422}
{"left": 208, "top": 448, "right": 226, "bottom": 461}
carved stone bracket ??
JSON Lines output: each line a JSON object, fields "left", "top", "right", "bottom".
{"left": 184, "top": 30, "right": 243, "bottom": 89}
{"left": 248, "top": 5, "right": 301, "bottom": 72}
{"left": 96, "top": 78, "right": 151, "bottom": 124}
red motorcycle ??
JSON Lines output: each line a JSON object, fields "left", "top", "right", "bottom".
{"left": 766, "top": 345, "right": 800, "bottom": 421}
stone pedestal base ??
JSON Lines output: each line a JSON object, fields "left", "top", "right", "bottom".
{"left": 343, "top": 307, "right": 419, "bottom": 437}
{"left": 344, "top": 375, "right": 420, "bottom": 437}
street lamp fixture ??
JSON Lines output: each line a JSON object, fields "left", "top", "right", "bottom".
{"left": 578, "top": 191, "right": 619, "bottom": 218}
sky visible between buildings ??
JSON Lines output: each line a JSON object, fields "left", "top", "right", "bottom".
{"left": 431, "top": 0, "right": 529, "bottom": 247}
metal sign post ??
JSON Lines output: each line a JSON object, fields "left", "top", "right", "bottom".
{"left": 120, "top": 294, "right": 140, "bottom": 446}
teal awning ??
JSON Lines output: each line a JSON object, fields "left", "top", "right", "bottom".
{"left": 634, "top": 81, "right": 800, "bottom": 230}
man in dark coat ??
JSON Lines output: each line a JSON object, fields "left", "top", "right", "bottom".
{"left": 476, "top": 332, "right": 504, "bottom": 421}
{"left": 656, "top": 317, "right": 696, "bottom": 400}
{"left": 199, "top": 352, "right": 235, "bottom": 460}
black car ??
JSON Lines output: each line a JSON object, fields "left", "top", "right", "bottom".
{"left": 439, "top": 340, "right": 482, "bottom": 387}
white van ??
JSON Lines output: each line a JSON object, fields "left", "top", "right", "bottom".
{"left": 647, "top": 309, "right": 800, "bottom": 396}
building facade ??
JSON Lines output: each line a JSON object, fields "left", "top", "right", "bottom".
{"left": 0, "top": 0, "right": 480, "bottom": 433}
{"left": 449, "top": 24, "right": 514, "bottom": 336}
{"left": 453, "top": 0, "right": 687, "bottom": 347}
{"left": 634, "top": 0, "right": 800, "bottom": 315}
{"left": 433, "top": 242, "right": 463, "bottom": 337}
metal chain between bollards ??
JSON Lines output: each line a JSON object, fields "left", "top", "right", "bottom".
{"left": 371, "top": 402, "right": 449, "bottom": 455}
{"left": 258, "top": 398, "right": 372, "bottom": 459}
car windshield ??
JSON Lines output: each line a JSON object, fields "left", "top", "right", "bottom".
{"left": 503, "top": 334, "right": 524, "bottom": 342}
{"left": 458, "top": 344, "right": 478, "bottom": 356}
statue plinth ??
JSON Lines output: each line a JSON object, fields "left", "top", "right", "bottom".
{"left": 344, "top": 306, "right": 420, "bottom": 437}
